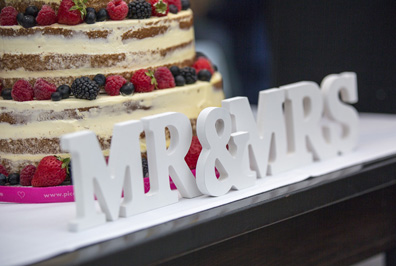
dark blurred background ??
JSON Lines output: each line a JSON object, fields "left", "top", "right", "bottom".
{"left": 192, "top": 0, "right": 396, "bottom": 114}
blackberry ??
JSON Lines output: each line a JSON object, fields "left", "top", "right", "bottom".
{"left": 85, "top": 11, "right": 96, "bottom": 24}
{"left": 25, "top": 6, "right": 39, "bottom": 17}
{"left": 142, "top": 157, "right": 149, "bottom": 177}
{"left": 71, "top": 77, "right": 100, "bottom": 100}
{"left": 57, "top": 84, "right": 71, "bottom": 99}
{"left": 120, "top": 82, "right": 135, "bottom": 95}
{"left": 170, "top": 66, "right": 181, "bottom": 77}
{"left": 175, "top": 75, "right": 186, "bottom": 86}
{"left": 8, "top": 173, "right": 20, "bottom": 185}
{"left": 198, "top": 69, "right": 212, "bottom": 81}
{"left": 93, "top": 74, "right": 106, "bottom": 86}
{"left": 1, "top": 88, "right": 12, "bottom": 100}
{"left": 128, "top": 0, "right": 151, "bottom": 19}
{"left": 169, "top": 4, "right": 178, "bottom": 14}
{"left": 180, "top": 67, "right": 197, "bottom": 84}
{"left": 96, "top": 8, "right": 108, "bottom": 22}
{"left": 51, "top": 91, "right": 62, "bottom": 101}
{"left": 0, "top": 174, "right": 6, "bottom": 186}
{"left": 181, "top": 0, "right": 190, "bottom": 10}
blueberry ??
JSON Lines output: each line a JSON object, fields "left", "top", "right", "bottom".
{"left": 142, "top": 157, "right": 149, "bottom": 177}
{"left": 195, "top": 51, "right": 208, "bottom": 59}
{"left": 0, "top": 174, "right": 7, "bottom": 186}
{"left": 57, "top": 84, "right": 71, "bottom": 99}
{"left": 93, "top": 74, "right": 106, "bottom": 86}
{"left": 96, "top": 8, "right": 108, "bottom": 22}
{"left": 198, "top": 69, "right": 212, "bottom": 82}
{"left": 170, "top": 66, "right": 180, "bottom": 77}
{"left": 175, "top": 75, "right": 186, "bottom": 86}
{"left": 181, "top": 0, "right": 190, "bottom": 10}
{"left": 16, "top": 13, "right": 24, "bottom": 25}
{"left": 51, "top": 91, "right": 62, "bottom": 101}
{"left": 19, "top": 15, "right": 36, "bottom": 28}
{"left": 8, "top": 173, "right": 20, "bottom": 185}
{"left": 86, "top": 7, "right": 96, "bottom": 14}
{"left": 213, "top": 64, "right": 218, "bottom": 72}
{"left": 85, "top": 11, "right": 96, "bottom": 24}
{"left": 120, "top": 82, "right": 135, "bottom": 95}
{"left": 25, "top": 6, "right": 39, "bottom": 17}
{"left": 169, "top": 4, "right": 178, "bottom": 14}
{"left": 1, "top": 88, "right": 12, "bottom": 100}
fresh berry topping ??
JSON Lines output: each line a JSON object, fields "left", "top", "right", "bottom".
{"left": 142, "top": 157, "right": 149, "bottom": 177}
{"left": 120, "top": 82, "right": 135, "bottom": 95}
{"left": 131, "top": 69, "right": 156, "bottom": 92}
{"left": 193, "top": 57, "right": 214, "bottom": 74}
{"left": 0, "top": 6, "right": 18, "bottom": 26}
{"left": 195, "top": 51, "right": 208, "bottom": 59}
{"left": 31, "top": 156, "right": 68, "bottom": 187}
{"left": 58, "top": 0, "right": 85, "bottom": 25}
{"left": 0, "top": 174, "right": 6, "bottom": 186}
{"left": 181, "top": 0, "right": 190, "bottom": 10}
{"left": 198, "top": 69, "right": 212, "bottom": 81}
{"left": 34, "top": 78, "right": 57, "bottom": 100}
{"left": 0, "top": 165, "right": 9, "bottom": 177}
{"left": 213, "top": 64, "right": 218, "bottom": 72}
{"left": 96, "top": 8, "right": 108, "bottom": 21}
{"left": 185, "top": 136, "right": 202, "bottom": 169}
{"left": 154, "top": 67, "right": 175, "bottom": 89}
{"left": 25, "top": 6, "right": 39, "bottom": 17}
{"left": 128, "top": 0, "right": 151, "bottom": 19}
{"left": 51, "top": 91, "right": 62, "bottom": 101}
{"left": 86, "top": 7, "right": 95, "bottom": 14}
{"left": 105, "top": 75, "right": 126, "bottom": 96}
{"left": 20, "top": 165, "right": 36, "bottom": 186}
{"left": 1, "top": 88, "right": 12, "bottom": 100}
{"left": 85, "top": 11, "right": 96, "bottom": 23}
{"left": 36, "top": 5, "right": 57, "bottom": 26}
{"left": 169, "top": 4, "right": 177, "bottom": 14}
{"left": 107, "top": 0, "right": 128, "bottom": 20}
{"left": 8, "top": 173, "right": 20, "bottom": 185}
{"left": 174, "top": 75, "right": 185, "bottom": 86}
{"left": 93, "top": 74, "right": 106, "bottom": 86}
{"left": 56, "top": 84, "right": 71, "bottom": 99}
{"left": 168, "top": 0, "right": 181, "bottom": 12}
{"left": 151, "top": 0, "right": 169, "bottom": 17}
{"left": 71, "top": 77, "right": 100, "bottom": 100}
{"left": 16, "top": 13, "right": 24, "bottom": 24}
{"left": 18, "top": 14, "right": 36, "bottom": 28}
{"left": 180, "top": 67, "right": 197, "bottom": 84}
{"left": 169, "top": 66, "right": 180, "bottom": 77}
{"left": 11, "top": 80, "right": 34, "bottom": 101}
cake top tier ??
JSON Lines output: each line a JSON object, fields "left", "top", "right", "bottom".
{"left": 1, "top": 0, "right": 110, "bottom": 12}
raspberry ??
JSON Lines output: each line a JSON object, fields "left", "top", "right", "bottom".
{"left": 151, "top": 0, "right": 169, "bottom": 17}
{"left": 11, "top": 80, "right": 34, "bottom": 102}
{"left": 154, "top": 67, "right": 175, "bottom": 89}
{"left": 185, "top": 136, "right": 202, "bottom": 169}
{"left": 34, "top": 78, "right": 57, "bottom": 100}
{"left": 58, "top": 0, "right": 84, "bottom": 25}
{"left": 131, "top": 69, "right": 156, "bottom": 92}
{"left": 167, "top": 0, "right": 181, "bottom": 12}
{"left": 0, "top": 164, "right": 9, "bottom": 177}
{"left": 36, "top": 5, "right": 57, "bottom": 26}
{"left": 107, "top": 0, "right": 128, "bottom": 20}
{"left": 20, "top": 165, "right": 36, "bottom": 186}
{"left": 0, "top": 6, "right": 18, "bottom": 26}
{"left": 105, "top": 75, "right": 126, "bottom": 96}
{"left": 193, "top": 57, "right": 214, "bottom": 74}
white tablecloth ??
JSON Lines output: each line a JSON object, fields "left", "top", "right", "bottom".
{"left": 1, "top": 113, "right": 396, "bottom": 266}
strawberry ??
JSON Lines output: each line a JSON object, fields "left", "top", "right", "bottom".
{"left": 11, "top": 79, "right": 34, "bottom": 102}
{"left": 34, "top": 78, "right": 57, "bottom": 100}
{"left": 36, "top": 5, "right": 57, "bottom": 26}
{"left": 58, "top": 0, "right": 86, "bottom": 25}
{"left": 193, "top": 57, "right": 214, "bottom": 74}
{"left": 0, "top": 6, "right": 18, "bottom": 26}
{"left": 131, "top": 69, "right": 157, "bottom": 92}
{"left": 167, "top": 0, "right": 181, "bottom": 12}
{"left": 20, "top": 165, "right": 36, "bottom": 186}
{"left": 105, "top": 75, "right": 127, "bottom": 96}
{"left": 0, "top": 164, "right": 9, "bottom": 177}
{"left": 150, "top": 0, "right": 169, "bottom": 17}
{"left": 31, "top": 156, "right": 68, "bottom": 187}
{"left": 185, "top": 136, "right": 202, "bottom": 169}
{"left": 106, "top": 0, "right": 128, "bottom": 20}
{"left": 154, "top": 67, "right": 175, "bottom": 89}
